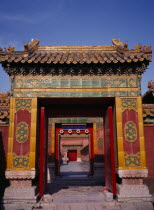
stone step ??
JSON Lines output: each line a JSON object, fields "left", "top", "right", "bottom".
{"left": 55, "top": 179, "right": 95, "bottom": 182}
{"left": 54, "top": 177, "right": 96, "bottom": 185}
{"left": 55, "top": 177, "right": 95, "bottom": 180}
{"left": 55, "top": 180, "right": 95, "bottom": 182}
{"left": 54, "top": 182, "right": 95, "bottom": 186}
{"left": 43, "top": 191, "right": 108, "bottom": 204}
{"left": 54, "top": 183, "right": 96, "bottom": 185}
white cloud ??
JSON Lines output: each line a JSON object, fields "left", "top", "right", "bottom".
{"left": 0, "top": 0, "right": 69, "bottom": 25}
{"left": 0, "top": 13, "right": 51, "bottom": 24}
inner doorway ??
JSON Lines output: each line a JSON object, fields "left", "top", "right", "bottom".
{"left": 67, "top": 150, "right": 77, "bottom": 161}
{"left": 55, "top": 123, "right": 93, "bottom": 179}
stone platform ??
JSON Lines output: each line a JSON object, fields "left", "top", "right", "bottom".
{"left": 33, "top": 185, "right": 153, "bottom": 210}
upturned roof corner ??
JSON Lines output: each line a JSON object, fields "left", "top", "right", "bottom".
{"left": 142, "top": 81, "right": 154, "bottom": 104}
{"left": 112, "top": 38, "right": 152, "bottom": 54}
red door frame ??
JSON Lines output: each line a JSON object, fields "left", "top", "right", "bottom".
{"left": 55, "top": 128, "right": 61, "bottom": 176}
{"left": 104, "top": 106, "right": 116, "bottom": 197}
{"left": 89, "top": 128, "right": 94, "bottom": 176}
{"left": 39, "top": 107, "right": 47, "bottom": 198}
{"left": 39, "top": 107, "right": 116, "bottom": 198}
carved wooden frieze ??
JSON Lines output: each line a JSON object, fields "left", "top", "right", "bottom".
{"left": 4, "top": 62, "right": 148, "bottom": 76}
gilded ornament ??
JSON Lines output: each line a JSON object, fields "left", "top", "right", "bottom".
{"left": 96, "top": 122, "right": 103, "bottom": 129}
{"left": 48, "top": 137, "right": 51, "bottom": 147}
{"left": 124, "top": 121, "right": 137, "bottom": 142}
{"left": 128, "top": 78, "right": 135, "bottom": 87}
{"left": 16, "top": 79, "right": 23, "bottom": 88}
{"left": 16, "top": 122, "right": 28, "bottom": 143}
{"left": 12, "top": 153, "right": 29, "bottom": 168}
{"left": 15, "top": 99, "right": 31, "bottom": 112}
{"left": 98, "top": 137, "right": 103, "bottom": 148}
{"left": 124, "top": 153, "right": 140, "bottom": 167}
{"left": 121, "top": 98, "right": 137, "bottom": 111}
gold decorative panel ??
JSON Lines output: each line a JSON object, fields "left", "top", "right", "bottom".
{"left": 12, "top": 153, "right": 29, "bottom": 168}
{"left": 15, "top": 99, "right": 31, "bottom": 112}
{"left": 121, "top": 98, "right": 137, "bottom": 111}
{"left": 124, "top": 153, "right": 141, "bottom": 167}
{"left": 16, "top": 122, "right": 29, "bottom": 143}
{"left": 124, "top": 121, "right": 137, "bottom": 142}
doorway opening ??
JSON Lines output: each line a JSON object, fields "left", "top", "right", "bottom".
{"left": 38, "top": 97, "right": 116, "bottom": 198}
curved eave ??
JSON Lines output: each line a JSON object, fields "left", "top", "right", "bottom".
{"left": 0, "top": 50, "right": 152, "bottom": 65}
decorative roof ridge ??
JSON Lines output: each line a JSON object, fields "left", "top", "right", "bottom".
{"left": 0, "top": 38, "right": 152, "bottom": 54}
{"left": 0, "top": 91, "right": 10, "bottom": 98}
{"left": 37, "top": 45, "right": 116, "bottom": 51}
{"left": 0, "top": 92, "right": 10, "bottom": 107}
{"left": 143, "top": 81, "right": 154, "bottom": 96}
{"left": 148, "top": 81, "right": 154, "bottom": 91}
{"left": 143, "top": 104, "right": 154, "bottom": 107}
{"left": 0, "top": 91, "right": 10, "bottom": 122}
{"left": 142, "top": 81, "right": 154, "bottom": 103}
{"left": 143, "top": 104, "right": 154, "bottom": 118}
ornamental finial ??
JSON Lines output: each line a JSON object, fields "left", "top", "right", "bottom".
{"left": 24, "top": 38, "right": 40, "bottom": 51}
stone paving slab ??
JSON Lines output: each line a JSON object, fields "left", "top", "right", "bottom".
{"left": 34, "top": 202, "right": 154, "bottom": 210}
{"left": 60, "top": 162, "right": 89, "bottom": 177}
{"left": 2, "top": 201, "right": 153, "bottom": 210}
{"left": 37, "top": 202, "right": 122, "bottom": 210}
{"left": 45, "top": 186, "right": 107, "bottom": 203}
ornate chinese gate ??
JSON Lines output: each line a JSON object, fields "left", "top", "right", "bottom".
{"left": 0, "top": 38, "right": 152, "bottom": 206}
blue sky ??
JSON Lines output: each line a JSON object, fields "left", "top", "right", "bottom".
{"left": 0, "top": 0, "right": 154, "bottom": 93}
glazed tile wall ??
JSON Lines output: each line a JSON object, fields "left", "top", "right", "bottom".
{"left": 12, "top": 75, "right": 141, "bottom": 98}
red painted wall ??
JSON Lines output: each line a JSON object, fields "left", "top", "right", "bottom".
{"left": 0, "top": 125, "right": 9, "bottom": 180}
{"left": 13, "top": 110, "right": 31, "bottom": 155}
{"left": 144, "top": 125, "right": 154, "bottom": 179}
{"left": 81, "top": 145, "right": 89, "bottom": 161}
{"left": 122, "top": 109, "right": 140, "bottom": 155}
{"left": 60, "top": 138, "right": 88, "bottom": 151}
